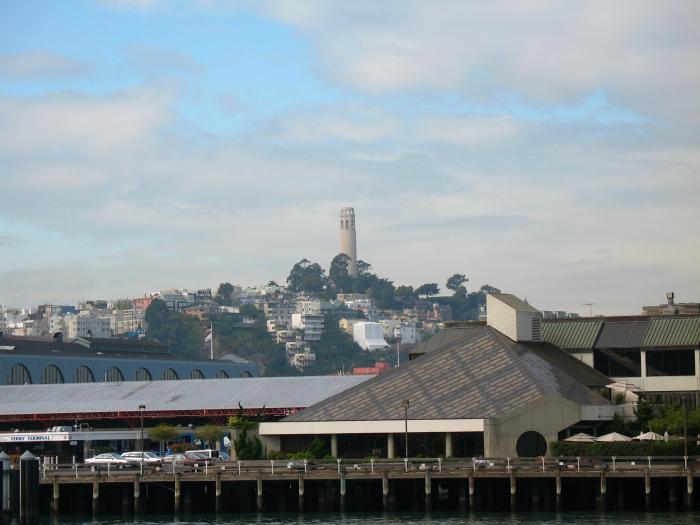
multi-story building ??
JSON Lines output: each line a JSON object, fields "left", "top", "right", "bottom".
{"left": 263, "top": 302, "right": 297, "bottom": 326}
{"left": 296, "top": 299, "right": 332, "bottom": 316}
{"left": 65, "top": 313, "right": 112, "bottom": 339}
{"left": 110, "top": 309, "right": 146, "bottom": 335}
{"left": 353, "top": 322, "right": 389, "bottom": 351}
{"left": 291, "top": 313, "right": 324, "bottom": 342}
{"left": 133, "top": 297, "right": 153, "bottom": 311}
{"left": 339, "top": 317, "right": 362, "bottom": 335}
{"left": 642, "top": 292, "right": 700, "bottom": 316}
{"left": 285, "top": 341, "right": 316, "bottom": 369}
{"left": 395, "top": 322, "right": 420, "bottom": 344}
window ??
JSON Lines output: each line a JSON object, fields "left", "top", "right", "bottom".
{"left": 74, "top": 366, "right": 95, "bottom": 383}
{"left": 134, "top": 368, "right": 152, "bottom": 381}
{"left": 594, "top": 348, "right": 642, "bottom": 377}
{"left": 42, "top": 365, "right": 64, "bottom": 384}
{"left": 216, "top": 370, "right": 229, "bottom": 379}
{"left": 7, "top": 364, "right": 31, "bottom": 385}
{"left": 239, "top": 371, "right": 252, "bottom": 378}
{"left": 646, "top": 349, "right": 695, "bottom": 376}
{"left": 104, "top": 367, "right": 124, "bottom": 382}
{"left": 190, "top": 369, "right": 204, "bottom": 379}
{"left": 162, "top": 368, "right": 179, "bottom": 380}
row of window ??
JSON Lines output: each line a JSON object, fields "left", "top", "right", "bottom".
{"left": 593, "top": 348, "right": 696, "bottom": 377}
{"left": 5, "top": 364, "right": 245, "bottom": 385}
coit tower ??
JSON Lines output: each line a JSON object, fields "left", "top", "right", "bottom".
{"left": 339, "top": 207, "right": 358, "bottom": 276}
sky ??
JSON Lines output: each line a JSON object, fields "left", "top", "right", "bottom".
{"left": 0, "top": 1, "right": 698, "bottom": 314}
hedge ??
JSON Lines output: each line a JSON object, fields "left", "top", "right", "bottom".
{"left": 550, "top": 440, "right": 698, "bottom": 457}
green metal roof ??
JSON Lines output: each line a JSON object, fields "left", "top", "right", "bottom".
{"left": 543, "top": 320, "right": 603, "bottom": 351}
{"left": 641, "top": 317, "right": 700, "bottom": 348}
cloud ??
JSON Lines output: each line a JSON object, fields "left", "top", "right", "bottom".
{"left": 0, "top": 51, "right": 93, "bottom": 80}
{"left": 415, "top": 116, "right": 518, "bottom": 146}
{"left": 252, "top": 1, "right": 700, "bottom": 121}
{"left": 125, "top": 46, "right": 203, "bottom": 75}
{"left": 0, "top": 235, "right": 24, "bottom": 247}
{"left": 0, "top": 87, "right": 174, "bottom": 158}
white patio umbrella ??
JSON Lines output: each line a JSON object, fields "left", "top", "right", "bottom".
{"left": 596, "top": 432, "right": 632, "bottom": 442}
{"left": 635, "top": 431, "right": 663, "bottom": 441}
{"left": 564, "top": 432, "right": 596, "bottom": 443}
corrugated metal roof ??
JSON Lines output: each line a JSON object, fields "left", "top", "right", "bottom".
{"left": 642, "top": 317, "right": 700, "bottom": 348}
{"left": 595, "top": 320, "right": 649, "bottom": 349}
{"left": 543, "top": 320, "right": 603, "bottom": 350}
{"left": 0, "top": 376, "right": 370, "bottom": 417}
{"left": 490, "top": 293, "right": 540, "bottom": 313}
{"left": 285, "top": 327, "right": 610, "bottom": 423}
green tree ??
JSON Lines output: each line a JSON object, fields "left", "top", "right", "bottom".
{"left": 228, "top": 414, "right": 263, "bottom": 460}
{"left": 239, "top": 304, "right": 259, "bottom": 319}
{"left": 145, "top": 299, "right": 202, "bottom": 357}
{"left": 113, "top": 299, "right": 133, "bottom": 310}
{"left": 415, "top": 283, "right": 440, "bottom": 299}
{"left": 195, "top": 424, "right": 226, "bottom": 448}
{"left": 215, "top": 282, "right": 236, "bottom": 305}
{"left": 446, "top": 273, "right": 468, "bottom": 292}
{"left": 149, "top": 424, "right": 180, "bottom": 454}
{"left": 287, "top": 259, "right": 327, "bottom": 293}
{"left": 328, "top": 253, "right": 353, "bottom": 292}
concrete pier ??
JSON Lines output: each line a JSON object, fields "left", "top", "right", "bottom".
{"left": 256, "top": 471, "right": 263, "bottom": 512}
{"left": 424, "top": 470, "right": 432, "bottom": 510}
{"left": 298, "top": 474, "right": 304, "bottom": 511}
{"left": 644, "top": 468, "right": 651, "bottom": 511}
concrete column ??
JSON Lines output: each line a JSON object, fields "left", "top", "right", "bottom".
{"left": 382, "top": 470, "right": 392, "bottom": 511}
{"left": 445, "top": 432, "right": 453, "bottom": 458}
{"left": 687, "top": 469, "right": 694, "bottom": 509}
{"left": 468, "top": 470, "right": 475, "bottom": 509}
{"left": 298, "top": 474, "right": 305, "bottom": 511}
{"left": 331, "top": 434, "right": 339, "bottom": 458}
{"left": 424, "top": 470, "right": 432, "bottom": 510}
{"left": 555, "top": 469, "right": 562, "bottom": 511}
{"left": 339, "top": 472, "right": 347, "bottom": 512}
{"left": 644, "top": 468, "right": 652, "bottom": 510}
{"left": 133, "top": 479, "right": 142, "bottom": 514}
{"left": 52, "top": 476, "right": 60, "bottom": 514}
{"left": 458, "top": 478, "right": 467, "bottom": 511}
{"left": 695, "top": 350, "right": 700, "bottom": 381}
{"left": 174, "top": 475, "right": 182, "bottom": 513}
{"left": 92, "top": 479, "right": 100, "bottom": 514}
{"left": 256, "top": 471, "right": 263, "bottom": 512}
{"left": 641, "top": 351, "right": 648, "bottom": 380}
{"left": 387, "top": 434, "right": 395, "bottom": 459}
{"left": 215, "top": 474, "right": 222, "bottom": 512}
{"left": 509, "top": 469, "right": 516, "bottom": 510}
{"left": 595, "top": 472, "right": 606, "bottom": 511}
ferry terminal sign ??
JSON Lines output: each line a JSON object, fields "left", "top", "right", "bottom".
{"left": 0, "top": 433, "right": 71, "bottom": 443}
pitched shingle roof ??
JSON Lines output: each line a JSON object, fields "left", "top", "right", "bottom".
{"left": 285, "top": 327, "right": 610, "bottom": 423}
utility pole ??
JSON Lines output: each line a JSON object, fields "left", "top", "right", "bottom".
{"left": 210, "top": 322, "right": 214, "bottom": 360}
{"left": 403, "top": 399, "right": 410, "bottom": 460}
{"left": 582, "top": 302, "right": 597, "bottom": 317}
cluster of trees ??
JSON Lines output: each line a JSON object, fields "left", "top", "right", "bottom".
{"left": 287, "top": 254, "right": 499, "bottom": 319}
{"left": 144, "top": 299, "right": 203, "bottom": 358}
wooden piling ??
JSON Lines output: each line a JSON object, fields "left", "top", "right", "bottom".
{"left": 644, "top": 468, "right": 651, "bottom": 511}
{"left": 256, "top": 471, "right": 263, "bottom": 512}
{"left": 298, "top": 474, "right": 305, "bottom": 511}
{"left": 555, "top": 469, "right": 562, "bottom": 511}
{"left": 215, "top": 474, "right": 222, "bottom": 513}
{"left": 51, "top": 476, "right": 60, "bottom": 514}
{"left": 174, "top": 474, "right": 182, "bottom": 513}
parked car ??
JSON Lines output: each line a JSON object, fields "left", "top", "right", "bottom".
{"left": 84, "top": 453, "right": 129, "bottom": 467}
{"left": 185, "top": 450, "right": 223, "bottom": 463}
{"left": 120, "top": 451, "right": 163, "bottom": 465}
{"left": 163, "top": 453, "right": 201, "bottom": 466}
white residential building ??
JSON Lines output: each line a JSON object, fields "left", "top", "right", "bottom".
{"left": 353, "top": 322, "right": 389, "bottom": 351}
{"left": 291, "top": 313, "right": 324, "bottom": 342}
{"left": 65, "top": 313, "right": 112, "bottom": 339}
{"left": 110, "top": 309, "right": 146, "bottom": 335}
{"left": 395, "top": 322, "right": 421, "bottom": 344}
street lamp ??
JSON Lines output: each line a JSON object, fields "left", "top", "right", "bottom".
{"left": 403, "top": 399, "right": 410, "bottom": 459}
{"left": 138, "top": 404, "right": 146, "bottom": 456}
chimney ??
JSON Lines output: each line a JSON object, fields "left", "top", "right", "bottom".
{"left": 486, "top": 293, "right": 543, "bottom": 342}
{"left": 666, "top": 292, "right": 675, "bottom": 306}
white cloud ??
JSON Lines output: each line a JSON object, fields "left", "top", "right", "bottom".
{"left": 0, "top": 88, "right": 173, "bottom": 157}
{"left": 252, "top": 1, "right": 700, "bottom": 121}
{"left": 415, "top": 116, "right": 518, "bottom": 145}
{"left": 0, "top": 51, "right": 92, "bottom": 80}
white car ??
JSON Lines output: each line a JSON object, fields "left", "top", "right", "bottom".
{"left": 85, "top": 453, "right": 129, "bottom": 466}
{"left": 120, "top": 451, "right": 163, "bottom": 465}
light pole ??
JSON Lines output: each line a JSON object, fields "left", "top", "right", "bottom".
{"left": 139, "top": 404, "right": 145, "bottom": 456}
{"left": 683, "top": 396, "right": 688, "bottom": 459}
{"left": 403, "top": 399, "right": 410, "bottom": 459}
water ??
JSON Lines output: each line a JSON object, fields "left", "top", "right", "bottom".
{"left": 32, "top": 512, "right": 700, "bottom": 525}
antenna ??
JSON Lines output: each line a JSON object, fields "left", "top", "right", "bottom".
{"left": 582, "top": 302, "right": 597, "bottom": 317}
